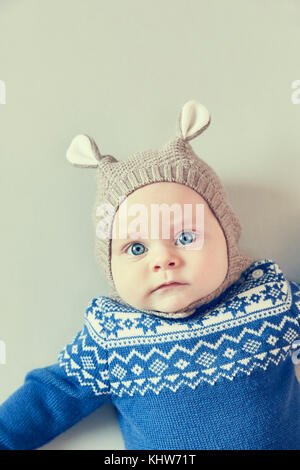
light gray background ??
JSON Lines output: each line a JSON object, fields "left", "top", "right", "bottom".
{"left": 0, "top": 0, "right": 299, "bottom": 450}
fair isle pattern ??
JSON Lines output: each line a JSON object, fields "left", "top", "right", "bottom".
{"left": 58, "top": 260, "right": 300, "bottom": 398}
{"left": 58, "top": 324, "right": 110, "bottom": 397}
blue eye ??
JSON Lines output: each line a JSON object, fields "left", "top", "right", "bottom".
{"left": 127, "top": 242, "right": 146, "bottom": 256}
{"left": 176, "top": 231, "right": 196, "bottom": 246}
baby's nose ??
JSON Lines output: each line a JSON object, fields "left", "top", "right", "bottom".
{"left": 151, "top": 248, "right": 182, "bottom": 272}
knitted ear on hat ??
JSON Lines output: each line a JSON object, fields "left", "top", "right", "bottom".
{"left": 66, "top": 134, "right": 103, "bottom": 168}
{"left": 177, "top": 100, "right": 211, "bottom": 141}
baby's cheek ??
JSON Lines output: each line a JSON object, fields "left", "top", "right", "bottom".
{"left": 184, "top": 248, "right": 206, "bottom": 270}
{"left": 119, "top": 263, "right": 141, "bottom": 289}
{"left": 112, "top": 258, "right": 127, "bottom": 286}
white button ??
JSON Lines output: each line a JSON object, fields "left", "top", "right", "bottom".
{"left": 252, "top": 269, "right": 263, "bottom": 279}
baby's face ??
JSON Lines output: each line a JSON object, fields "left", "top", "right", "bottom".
{"left": 111, "top": 182, "right": 228, "bottom": 313}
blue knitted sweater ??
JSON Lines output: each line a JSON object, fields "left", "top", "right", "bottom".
{"left": 0, "top": 259, "right": 300, "bottom": 450}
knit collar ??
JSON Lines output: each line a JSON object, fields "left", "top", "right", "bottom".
{"left": 100, "top": 258, "right": 288, "bottom": 322}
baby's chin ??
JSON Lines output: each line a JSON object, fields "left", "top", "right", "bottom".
{"left": 150, "top": 299, "right": 192, "bottom": 314}
{"left": 119, "top": 287, "right": 203, "bottom": 314}
{"left": 142, "top": 292, "right": 196, "bottom": 314}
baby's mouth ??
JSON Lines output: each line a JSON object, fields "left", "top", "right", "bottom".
{"left": 152, "top": 282, "right": 187, "bottom": 293}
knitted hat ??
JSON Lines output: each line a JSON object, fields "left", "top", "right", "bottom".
{"left": 66, "top": 100, "right": 254, "bottom": 319}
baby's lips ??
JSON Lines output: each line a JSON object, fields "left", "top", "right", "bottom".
{"left": 152, "top": 282, "right": 188, "bottom": 293}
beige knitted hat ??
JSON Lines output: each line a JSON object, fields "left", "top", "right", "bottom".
{"left": 66, "top": 100, "right": 254, "bottom": 318}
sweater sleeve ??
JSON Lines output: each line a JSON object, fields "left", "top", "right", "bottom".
{"left": 0, "top": 298, "right": 111, "bottom": 450}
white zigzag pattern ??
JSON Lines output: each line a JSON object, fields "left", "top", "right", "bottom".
{"left": 58, "top": 314, "right": 298, "bottom": 395}
{"left": 110, "top": 349, "right": 291, "bottom": 397}
{"left": 58, "top": 357, "right": 110, "bottom": 396}
{"left": 62, "top": 330, "right": 107, "bottom": 365}
{"left": 58, "top": 331, "right": 110, "bottom": 396}
{"left": 102, "top": 314, "right": 299, "bottom": 365}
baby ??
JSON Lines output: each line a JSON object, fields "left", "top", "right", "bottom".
{"left": 0, "top": 101, "right": 300, "bottom": 450}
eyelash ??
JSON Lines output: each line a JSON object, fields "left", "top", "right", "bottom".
{"left": 124, "top": 230, "right": 200, "bottom": 256}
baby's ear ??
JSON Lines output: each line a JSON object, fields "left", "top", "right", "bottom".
{"left": 178, "top": 100, "right": 211, "bottom": 141}
{"left": 66, "top": 134, "right": 102, "bottom": 168}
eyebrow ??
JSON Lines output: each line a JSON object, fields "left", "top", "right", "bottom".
{"left": 123, "top": 230, "right": 148, "bottom": 241}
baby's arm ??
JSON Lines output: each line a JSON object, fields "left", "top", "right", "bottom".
{"left": 0, "top": 299, "right": 110, "bottom": 450}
